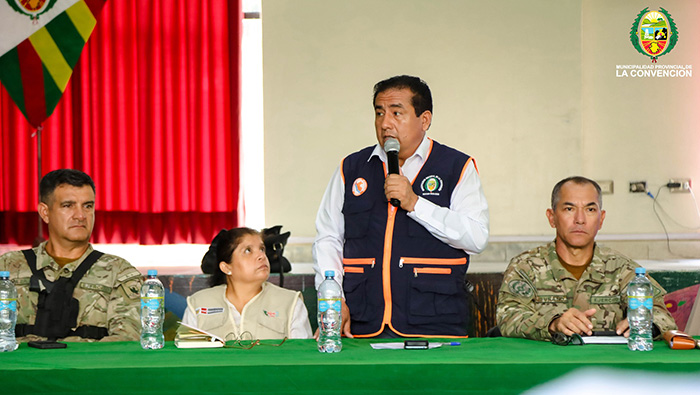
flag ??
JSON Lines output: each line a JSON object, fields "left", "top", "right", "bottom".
{"left": 0, "top": 0, "right": 106, "bottom": 128}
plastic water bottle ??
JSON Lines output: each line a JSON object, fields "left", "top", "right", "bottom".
{"left": 318, "top": 270, "right": 342, "bottom": 353}
{"left": 140, "top": 270, "right": 164, "bottom": 349}
{"left": 627, "top": 267, "right": 653, "bottom": 351}
{"left": 0, "top": 271, "right": 18, "bottom": 352}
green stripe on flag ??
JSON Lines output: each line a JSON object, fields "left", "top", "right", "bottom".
{"left": 0, "top": 48, "right": 26, "bottom": 114}
{"left": 46, "top": 12, "right": 87, "bottom": 69}
{"left": 66, "top": 0, "right": 98, "bottom": 42}
{"left": 29, "top": 28, "right": 72, "bottom": 92}
{"left": 43, "top": 63, "right": 63, "bottom": 119}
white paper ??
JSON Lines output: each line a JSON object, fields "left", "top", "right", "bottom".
{"left": 580, "top": 336, "right": 628, "bottom": 344}
{"left": 370, "top": 342, "right": 444, "bottom": 350}
{"left": 176, "top": 321, "right": 225, "bottom": 342}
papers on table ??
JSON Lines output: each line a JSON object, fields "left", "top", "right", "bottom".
{"left": 370, "top": 342, "right": 445, "bottom": 350}
{"left": 174, "top": 321, "right": 225, "bottom": 349}
{"left": 580, "top": 336, "right": 628, "bottom": 345}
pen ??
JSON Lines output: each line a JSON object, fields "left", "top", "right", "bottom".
{"left": 442, "top": 342, "right": 461, "bottom": 346}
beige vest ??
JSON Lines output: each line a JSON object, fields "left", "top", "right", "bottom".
{"left": 188, "top": 282, "right": 301, "bottom": 340}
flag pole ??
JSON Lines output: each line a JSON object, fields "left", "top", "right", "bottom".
{"left": 36, "top": 124, "right": 43, "bottom": 241}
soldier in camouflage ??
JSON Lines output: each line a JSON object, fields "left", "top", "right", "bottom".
{"left": 0, "top": 169, "right": 142, "bottom": 342}
{"left": 497, "top": 176, "right": 676, "bottom": 341}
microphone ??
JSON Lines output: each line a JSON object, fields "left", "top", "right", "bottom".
{"left": 383, "top": 138, "right": 401, "bottom": 207}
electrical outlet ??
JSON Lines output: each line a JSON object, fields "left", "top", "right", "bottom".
{"left": 597, "top": 180, "right": 614, "bottom": 195}
{"left": 629, "top": 181, "right": 647, "bottom": 193}
{"left": 669, "top": 178, "right": 691, "bottom": 193}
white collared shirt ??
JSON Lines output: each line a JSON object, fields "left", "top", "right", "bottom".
{"left": 312, "top": 135, "right": 490, "bottom": 289}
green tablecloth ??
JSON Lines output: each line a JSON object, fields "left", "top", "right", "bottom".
{"left": 2, "top": 338, "right": 700, "bottom": 394}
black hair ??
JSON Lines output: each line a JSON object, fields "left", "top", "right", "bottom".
{"left": 551, "top": 176, "right": 602, "bottom": 209}
{"left": 373, "top": 75, "right": 433, "bottom": 117}
{"left": 207, "top": 227, "right": 261, "bottom": 287}
{"left": 39, "top": 169, "right": 96, "bottom": 204}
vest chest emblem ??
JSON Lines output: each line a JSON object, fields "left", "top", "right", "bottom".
{"left": 420, "top": 175, "right": 443, "bottom": 196}
{"left": 352, "top": 178, "right": 368, "bottom": 196}
{"left": 264, "top": 310, "right": 278, "bottom": 318}
{"left": 198, "top": 307, "right": 224, "bottom": 315}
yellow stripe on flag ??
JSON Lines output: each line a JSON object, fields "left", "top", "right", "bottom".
{"left": 66, "top": 0, "right": 97, "bottom": 42}
{"left": 28, "top": 28, "right": 72, "bottom": 92}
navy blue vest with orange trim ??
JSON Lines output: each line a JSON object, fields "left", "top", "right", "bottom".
{"left": 342, "top": 139, "right": 471, "bottom": 337}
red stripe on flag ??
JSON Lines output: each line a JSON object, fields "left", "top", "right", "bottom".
{"left": 83, "top": 0, "right": 107, "bottom": 16}
{"left": 16, "top": 40, "right": 46, "bottom": 128}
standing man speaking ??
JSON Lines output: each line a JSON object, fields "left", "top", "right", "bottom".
{"left": 313, "top": 75, "right": 489, "bottom": 338}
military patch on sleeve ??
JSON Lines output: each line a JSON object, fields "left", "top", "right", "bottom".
{"left": 122, "top": 279, "right": 142, "bottom": 300}
{"left": 508, "top": 280, "right": 534, "bottom": 298}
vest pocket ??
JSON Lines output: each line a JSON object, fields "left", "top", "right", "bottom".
{"left": 74, "top": 284, "right": 110, "bottom": 326}
{"left": 343, "top": 200, "right": 374, "bottom": 239}
{"left": 413, "top": 267, "right": 451, "bottom": 277}
{"left": 408, "top": 276, "right": 465, "bottom": 325}
{"left": 400, "top": 257, "right": 467, "bottom": 267}
{"left": 258, "top": 315, "right": 288, "bottom": 338}
{"left": 343, "top": 257, "right": 375, "bottom": 274}
{"left": 342, "top": 273, "right": 374, "bottom": 323}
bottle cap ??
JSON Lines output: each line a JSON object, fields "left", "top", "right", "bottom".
{"left": 324, "top": 270, "right": 335, "bottom": 278}
{"left": 0, "top": 271, "right": 9, "bottom": 278}
{"left": 147, "top": 269, "right": 158, "bottom": 276}
{"left": 635, "top": 267, "right": 646, "bottom": 274}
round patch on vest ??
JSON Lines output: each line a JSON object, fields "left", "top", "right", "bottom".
{"left": 420, "top": 175, "right": 443, "bottom": 196}
{"left": 508, "top": 280, "right": 534, "bottom": 298}
{"left": 352, "top": 177, "right": 368, "bottom": 196}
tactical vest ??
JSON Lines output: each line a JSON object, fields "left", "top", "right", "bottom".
{"left": 342, "top": 139, "right": 471, "bottom": 337}
{"left": 15, "top": 249, "right": 109, "bottom": 340}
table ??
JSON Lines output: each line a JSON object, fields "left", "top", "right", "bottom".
{"left": 3, "top": 338, "right": 700, "bottom": 394}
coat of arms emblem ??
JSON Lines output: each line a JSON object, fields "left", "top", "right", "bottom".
{"left": 5, "top": 0, "right": 59, "bottom": 22}
{"left": 630, "top": 8, "right": 678, "bottom": 63}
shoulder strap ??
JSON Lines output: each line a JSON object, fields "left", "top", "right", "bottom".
{"left": 21, "top": 248, "right": 37, "bottom": 271}
{"left": 22, "top": 249, "right": 54, "bottom": 294}
{"left": 69, "top": 250, "right": 104, "bottom": 286}
{"left": 22, "top": 249, "right": 104, "bottom": 290}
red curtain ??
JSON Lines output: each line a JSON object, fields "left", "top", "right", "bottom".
{"left": 0, "top": 0, "right": 242, "bottom": 245}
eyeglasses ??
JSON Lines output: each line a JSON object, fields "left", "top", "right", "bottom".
{"left": 551, "top": 332, "right": 583, "bottom": 346}
{"left": 223, "top": 331, "right": 287, "bottom": 349}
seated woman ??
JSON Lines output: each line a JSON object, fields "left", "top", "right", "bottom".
{"left": 181, "top": 227, "right": 312, "bottom": 340}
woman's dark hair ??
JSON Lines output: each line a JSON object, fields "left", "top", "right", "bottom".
{"left": 206, "top": 227, "right": 261, "bottom": 287}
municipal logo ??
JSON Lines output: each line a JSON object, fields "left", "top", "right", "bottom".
{"left": 630, "top": 8, "right": 678, "bottom": 63}
{"left": 263, "top": 310, "right": 278, "bottom": 318}
{"left": 352, "top": 177, "right": 367, "bottom": 196}
{"left": 420, "top": 175, "right": 443, "bottom": 196}
{"left": 5, "top": 0, "right": 58, "bottom": 22}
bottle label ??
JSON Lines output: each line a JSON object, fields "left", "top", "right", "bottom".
{"left": 629, "top": 296, "right": 653, "bottom": 310}
{"left": 319, "top": 298, "right": 341, "bottom": 313}
{"left": 141, "top": 297, "right": 163, "bottom": 310}
{"left": 0, "top": 299, "right": 17, "bottom": 312}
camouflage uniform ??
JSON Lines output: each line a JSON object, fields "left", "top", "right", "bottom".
{"left": 497, "top": 242, "right": 677, "bottom": 341}
{"left": 0, "top": 241, "right": 143, "bottom": 342}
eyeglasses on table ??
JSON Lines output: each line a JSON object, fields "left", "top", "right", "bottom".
{"left": 223, "top": 331, "right": 287, "bottom": 349}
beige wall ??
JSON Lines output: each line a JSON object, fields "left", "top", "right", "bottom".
{"left": 581, "top": 0, "right": 700, "bottom": 234}
{"left": 262, "top": 0, "right": 700, "bottom": 241}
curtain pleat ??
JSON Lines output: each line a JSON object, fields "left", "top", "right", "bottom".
{"left": 0, "top": 0, "right": 242, "bottom": 245}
